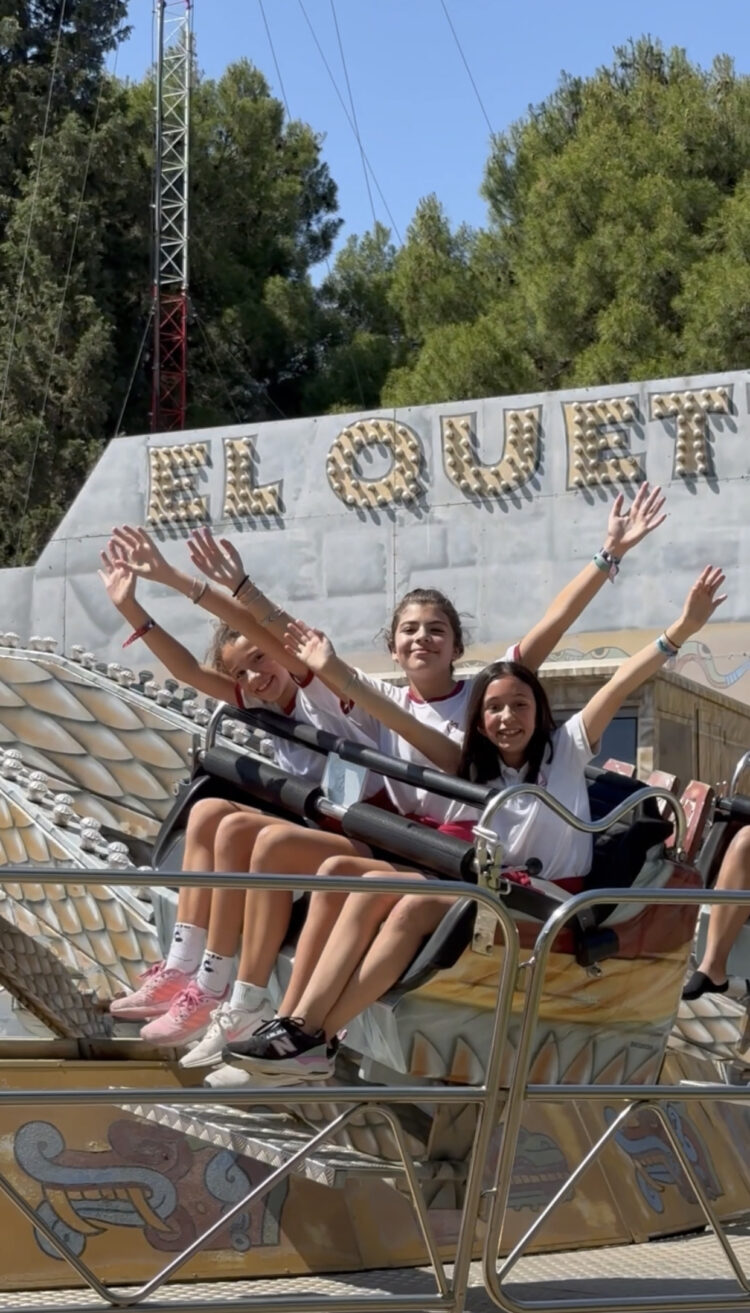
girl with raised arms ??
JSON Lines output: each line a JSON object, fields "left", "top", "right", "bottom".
{"left": 106, "top": 485, "right": 665, "bottom": 1065}
{"left": 99, "top": 534, "right": 377, "bottom": 1046}
{"left": 223, "top": 566, "right": 726, "bottom": 1084}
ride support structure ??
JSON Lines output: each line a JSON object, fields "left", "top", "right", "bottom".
{"left": 151, "top": 0, "right": 192, "bottom": 433}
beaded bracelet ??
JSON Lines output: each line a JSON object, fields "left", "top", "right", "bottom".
{"left": 593, "top": 547, "right": 621, "bottom": 581}
{"left": 123, "top": 617, "right": 155, "bottom": 648}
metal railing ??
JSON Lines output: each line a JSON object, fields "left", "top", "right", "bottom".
{"left": 482, "top": 884, "right": 750, "bottom": 1313}
{"left": 3, "top": 813, "right": 750, "bottom": 1310}
{"left": 473, "top": 782, "right": 687, "bottom": 878}
{"left": 0, "top": 865, "right": 519, "bottom": 1313}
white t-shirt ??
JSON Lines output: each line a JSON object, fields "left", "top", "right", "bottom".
{"left": 237, "top": 674, "right": 381, "bottom": 788}
{"left": 444, "top": 711, "right": 594, "bottom": 883}
{"left": 356, "top": 644, "right": 519, "bottom": 820}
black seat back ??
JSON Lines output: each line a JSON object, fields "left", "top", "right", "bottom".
{"left": 584, "top": 766, "right": 672, "bottom": 895}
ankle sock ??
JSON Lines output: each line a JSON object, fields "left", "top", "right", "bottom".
{"left": 230, "top": 979, "right": 271, "bottom": 1012}
{"left": 196, "top": 950, "right": 234, "bottom": 997}
{"left": 166, "top": 922, "right": 206, "bottom": 975}
{"left": 682, "top": 969, "right": 728, "bottom": 1001}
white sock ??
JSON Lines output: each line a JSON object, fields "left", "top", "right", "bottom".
{"left": 166, "top": 922, "right": 206, "bottom": 975}
{"left": 230, "top": 979, "right": 271, "bottom": 1012}
{"left": 196, "top": 950, "right": 234, "bottom": 997}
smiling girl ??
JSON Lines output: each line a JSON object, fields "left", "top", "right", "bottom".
{"left": 107, "top": 486, "right": 665, "bottom": 1063}
{"left": 224, "top": 566, "right": 726, "bottom": 1083}
{"left": 99, "top": 536, "right": 375, "bottom": 1046}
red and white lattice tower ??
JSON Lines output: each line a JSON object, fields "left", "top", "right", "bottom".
{"left": 151, "top": 0, "right": 192, "bottom": 432}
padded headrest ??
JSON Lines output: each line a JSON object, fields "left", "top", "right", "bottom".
{"left": 585, "top": 765, "right": 662, "bottom": 821}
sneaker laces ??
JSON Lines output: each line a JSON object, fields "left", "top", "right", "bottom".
{"left": 169, "top": 980, "right": 205, "bottom": 1021}
{"left": 138, "top": 961, "right": 166, "bottom": 984}
{"left": 213, "top": 1004, "right": 249, "bottom": 1034}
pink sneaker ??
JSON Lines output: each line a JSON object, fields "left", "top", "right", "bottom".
{"left": 139, "top": 979, "right": 228, "bottom": 1045}
{"left": 109, "top": 962, "right": 192, "bottom": 1020}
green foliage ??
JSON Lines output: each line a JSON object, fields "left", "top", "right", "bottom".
{"left": 303, "top": 222, "right": 403, "bottom": 413}
{"left": 0, "top": 91, "right": 144, "bottom": 564}
{"left": 0, "top": 38, "right": 342, "bottom": 562}
{"left": 479, "top": 39, "right": 750, "bottom": 389}
{"left": 4, "top": 29, "right": 750, "bottom": 565}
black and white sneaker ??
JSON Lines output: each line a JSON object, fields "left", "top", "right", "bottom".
{"left": 222, "top": 1016, "right": 338, "bottom": 1083}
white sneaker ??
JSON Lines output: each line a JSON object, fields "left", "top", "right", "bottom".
{"left": 179, "top": 996, "right": 274, "bottom": 1069}
{"left": 204, "top": 1061, "right": 252, "bottom": 1089}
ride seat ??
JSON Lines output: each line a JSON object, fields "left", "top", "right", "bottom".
{"left": 391, "top": 767, "right": 674, "bottom": 996}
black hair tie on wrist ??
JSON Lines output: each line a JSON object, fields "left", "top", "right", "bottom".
{"left": 232, "top": 574, "right": 249, "bottom": 598}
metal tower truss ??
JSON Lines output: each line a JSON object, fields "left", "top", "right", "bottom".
{"left": 152, "top": 0, "right": 192, "bottom": 432}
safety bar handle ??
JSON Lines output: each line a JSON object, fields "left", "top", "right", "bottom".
{"left": 475, "top": 781, "right": 686, "bottom": 854}
{"left": 715, "top": 791, "right": 750, "bottom": 822}
{"left": 204, "top": 701, "right": 493, "bottom": 807}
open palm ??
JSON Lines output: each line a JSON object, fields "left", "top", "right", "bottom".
{"left": 110, "top": 525, "right": 171, "bottom": 583}
{"left": 606, "top": 483, "right": 667, "bottom": 555}
{"left": 98, "top": 544, "right": 135, "bottom": 607}
{"left": 681, "top": 566, "right": 727, "bottom": 632}
{"left": 284, "top": 619, "right": 334, "bottom": 673}
{"left": 188, "top": 526, "right": 246, "bottom": 592}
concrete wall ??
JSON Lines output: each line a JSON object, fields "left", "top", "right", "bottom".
{"left": 1, "top": 367, "right": 749, "bottom": 703}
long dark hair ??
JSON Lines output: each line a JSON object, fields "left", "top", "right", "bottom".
{"left": 457, "top": 660, "right": 556, "bottom": 784}
{"left": 386, "top": 587, "right": 465, "bottom": 658}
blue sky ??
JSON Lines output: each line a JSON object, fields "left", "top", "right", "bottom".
{"left": 118, "top": 0, "right": 750, "bottom": 254}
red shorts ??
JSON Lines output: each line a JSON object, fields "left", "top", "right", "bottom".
{"left": 402, "top": 812, "right": 474, "bottom": 841}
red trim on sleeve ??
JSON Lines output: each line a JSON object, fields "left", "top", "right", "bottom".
{"left": 280, "top": 691, "right": 297, "bottom": 716}
{"left": 292, "top": 669, "right": 315, "bottom": 689}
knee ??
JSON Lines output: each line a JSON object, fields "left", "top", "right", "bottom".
{"left": 213, "top": 811, "right": 262, "bottom": 863}
{"left": 186, "top": 795, "right": 236, "bottom": 836}
{"left": 250, "top": 823, "right": 297, "bottom": 871}
{"left": 317, "top": 854, "right": 357, "bottom": 877}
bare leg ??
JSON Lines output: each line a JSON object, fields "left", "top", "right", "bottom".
{"left": 176, "top": 796, "right": 244, "bottom": 928}
{"left": 239, "top": 829, "right": 373, "bottom": 993}
{"left": 695, "top": 829, "right": 750, "bottom": 983}
{"left": 323, "top": 891, "right": 453, "bottom": 1037}
{"left": 206, "top": 812, "right": 287, "bottom": 957}
{"left": 281, "top": 853, "right": 385, "bottom": 1015}
{"left": 292, "top": 866, "right": 422, "bottom": 1033}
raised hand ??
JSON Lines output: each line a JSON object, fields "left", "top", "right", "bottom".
{"left": 284, "top": 619, "right": 335, "bottom": 673}
{"left": 188, "top": 526, "right": 246, "bottom": 593}
{"left": 678, "top": 566, "right": 727, "bottom": 636}
{"left": 98, "top": 542, "right": 136, "bottom": 609}
{"left": 605, "top": 483, "right": 667, "bottom": 555}
{"left": 110, "top": 525, "right": 172, "bottom": 583}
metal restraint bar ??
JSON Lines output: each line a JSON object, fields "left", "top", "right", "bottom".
{"left": 474, "top": 780, "right": 687, "bottom": 864}
{"left": 482, "top": 884, "right": 750, "bottom": 1313}
{"left": 208, "top": 702, "right": 687, "bottom": 892}
{"left": 206, "top": 701, "right": 495, "bottom": 808}
{"left": 0, "top": 866, "right": 519, "bottom": 1313}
